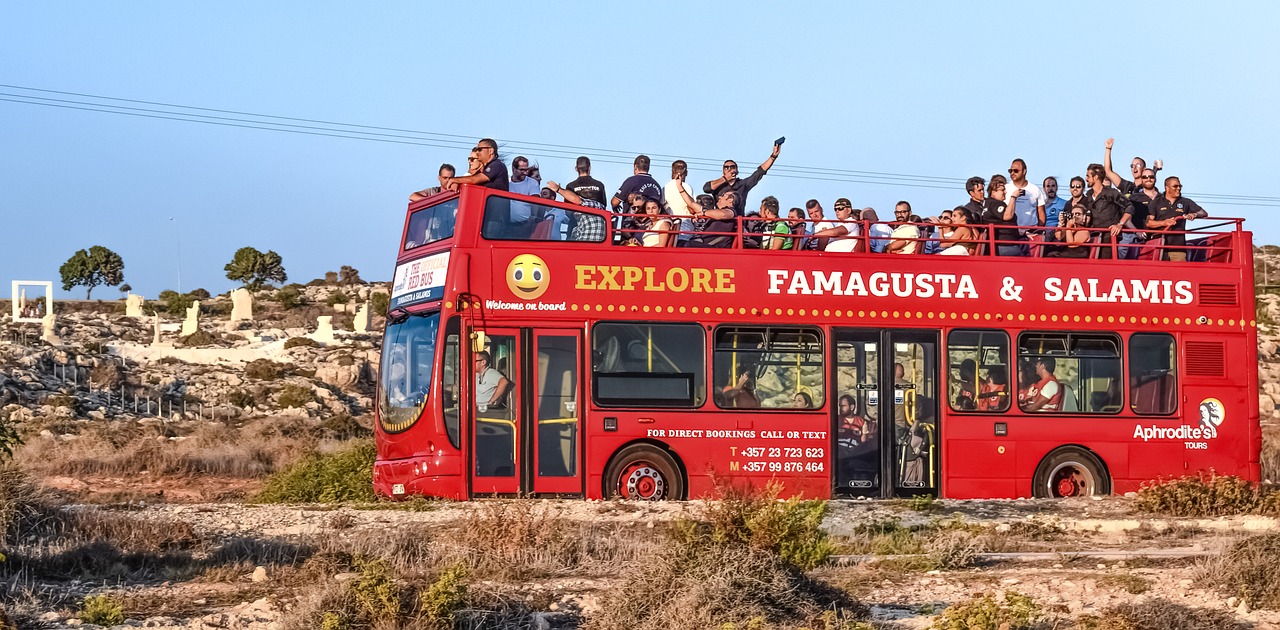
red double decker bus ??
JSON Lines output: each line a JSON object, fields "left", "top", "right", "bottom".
{"left": 373, "top": 185, "right": 1259, "bottom": 500}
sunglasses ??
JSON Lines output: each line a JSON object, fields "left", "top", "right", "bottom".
{"left": 723, "top": 164, "right": 738, "bottom": 170}
{"left": 1008, "top": 168, "right": 1022, "bottom": 174}
{"left": 1070, "top": 185, "right": 1083, "bottom": 189}
{"left": 473, "top": 145, "right": 493, "bottom": 152}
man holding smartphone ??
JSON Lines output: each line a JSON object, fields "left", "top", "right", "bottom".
{"left": 702, "top": 138, "right": 783, "bottom": 215}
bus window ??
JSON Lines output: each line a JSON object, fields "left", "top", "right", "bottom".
{"left": 1018, "top": 333, "right": 1122, "bottom": 413}
{"left": 379, "top": 312, "right": 440, "bottom": 433}
{"left": 591, "top": 323, "right": 705, "bottom": 407}
{"left": 946, "top": 330, "right": 1010, "bottom": 412}
{"left": 404, "top": 199, "right": 458, "bottom": 250}
{"left": 1130, "top": 333, "right": 1177, "bottom": 415}
{"left": 713, "top": 327, "right": 824, "bottom": 410}
{"left": 441, "top": 317, "right": 461, "bottom": 448}
{"left": 483, "top": 196, "right": 607, "bottom": 243}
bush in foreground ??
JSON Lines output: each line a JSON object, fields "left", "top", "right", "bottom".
{"left": 1196, "top": 532, "right": 1280, "bottom": 610}
{"left": 80, "top": 594, "right": 124, "bottom": 626}
{"left": 931, "top": 592, "right": 1041, "bottom": 630}
{"left": 1076, "top": 597, "right": 1243, "bottom": 630}
{"left": 254, "top": 440, "right": 376, "bottom": 503}
{"left": 691, "top": 480, "right": 835, "bottom": 571}
{"left": 1134, "top": 473, "right": 1278, "bottom": 517}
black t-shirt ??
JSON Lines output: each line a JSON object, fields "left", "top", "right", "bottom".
{"left": 1149, "top": 195, "right": 1206, "bottom": 248}
{"left": 1062, "top": 197, "right": 1091, "bottom": 225}
{"left": 481, "top": 159, "right": 509, "bottom": 191}
{"left": 703, "top": 166, "right": 767, "bottom": 216}
{"left": 1086, "top": 186, "right": 1128, "bottom": 229}
{"left": 566, "top": 175, "right": 607, "bottom": 206}
{"left": 1124, "top": 187, "right": 1160, "bottom": 233}
{"left": 613, "top": 174, "right": 662, "bottom": 208}
{"left": 980, "top": 199, "right": 1020, "bottom": 243}
{"left": 961, "top": 199, "right": 984, "bottom": 224}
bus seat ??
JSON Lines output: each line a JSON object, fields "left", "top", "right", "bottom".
{"left": 623, "top": 340, "right": 649, "bottom": 371}
{"left": 597, "top": 336, "right": 621, "bottom": 372}
{"left": 1026, "top": 232, "right": 1045, "bottom": 257}
{"left": 1088, "top": 236, "right": 1103, "bottom": 259}
{"left": 1133, "top": 371, "right": 1176, "bottom": 414}
{"left": 1060, "top": 384, "right": 1080, "bottom": 412}
{"left": 530, "top": 218, "right": 553, "bottom": 240}
{"left": 1137, "top": 236, "right": 1164, "bottom": 260}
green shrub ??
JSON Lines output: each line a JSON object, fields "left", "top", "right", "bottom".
{"left": 931, "top": 592, "right": 1040, "bottom": 630}
{"left": 277, "top": 285, "right": 305, "bottom": 309}
{"left": 254, "top": 440, "right": 376, "bottom": 503}
{"left": 1134, "top": 473, "right": 1277, "bottom": 516}
{"left": 1197, "top": 532, "right": 1280, "bottom": 609}
{"left": 285, "top": 337, "right": 319, "bottom": 350}
{"left": 277, "top": 384, "right": 314, "bottom": 409}
{"left": 419, "top": 564, "right": 468, "bottom": 627}
{"left": 351, "top": 559, "right": 403, "bottom": 621}
{"left": 80, "top": 594, "right": 125, "bottom": 626}
{"left": 369, "top": 292, "right": 390, "bottom": 318}
{"left": 327, "top": 291, "right": 350, "bottom": 306}
{"left": 244, "top": 359, "right": 286, "bottom": 381}
{"left": 688, "top": 481, "right": 834, "bottom": 571}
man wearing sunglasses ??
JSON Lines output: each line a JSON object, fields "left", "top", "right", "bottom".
{"left": 1007, "top": 159, "right": 1046, "bottom": 232}
{"left": 1147, "top": 177, "right": 1207, "bottom": 262}
{"left": 1103, "top": 138, "right": 1163, "bottom": 259}
{"left": 702, "top": 139, "right": 782, "bottom": 216}
{"left": 442, "top": 138, "right": 508, "bottom": 192}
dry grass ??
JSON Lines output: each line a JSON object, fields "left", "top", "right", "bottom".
{"left": 1075, "top": 598, "right": 1243, "bottom": 629}
{"left": 1134, "top": 473, "right": 1279, "bottom": 517}
{"left": 1196, "top": 532, "right": 1280, "bottom": 610}
{"left": 1263, "top": 424, "right": 1280, "bottom": 484}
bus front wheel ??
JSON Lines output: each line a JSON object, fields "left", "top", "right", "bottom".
{"left": 1032, "top": 447, "right": 1111, "bottom": 498}
{"left": 605, "top": 444, "right": 684, "bottom": 501}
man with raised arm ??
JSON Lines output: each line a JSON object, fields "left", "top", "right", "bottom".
{"left": 441, "top": 138, "right": 508, "bottom": 191}
{"left": 545, "top": 180, "right": 608, "bottom": 243}
{"left": 1103, "top": 137, "right": 1162, "bottom": 198}
{"left": 1147, "top": 177, "right": 1207, "bottom": 262}
{"left": 1085, "top": 163, "right": 1132, "bottom": 260}
{"left": 1007, "top": 159, "right": 1046, "bottom": 231}
{"left": 675, "top": 185, "right": 738, "bottom": 248}
{"left": 703, "top": 140, "right": 782, "bottom": 216}
{"left": 664, "top": 160, "right": 696, "bottom": 246}
{"left": 410, "top": 163, "right": 455, "bottom": 201}
{"left": 1104, "top": 138, "right": 1163, "bottom": 259}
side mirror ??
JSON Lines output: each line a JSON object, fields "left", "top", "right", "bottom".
{"left": 470, "top": 330, "right": 487, "bottom": 353}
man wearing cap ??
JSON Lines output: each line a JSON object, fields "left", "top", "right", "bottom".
{"left": 811, "top": 198, "right": 859, "bottom": 252}
{"left": 703, "top": 140, "right": 782, "bottom": 216}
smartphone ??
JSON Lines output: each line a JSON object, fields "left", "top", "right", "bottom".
{"left": 775, "top": 136, "right": 786, "bottom": 146}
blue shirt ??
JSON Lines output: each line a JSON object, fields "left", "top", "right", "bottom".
{"left": 1044, "top": 196, "right": 1067, "bottom": 228}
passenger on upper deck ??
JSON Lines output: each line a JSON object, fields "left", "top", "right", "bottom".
{"left": 785, "top": 207, "right": 806, "bottom": 249}
{"left": 703, "top": 139, "right": 782, "bottom": 215}
{"left": 1046, "top": 205, "right": 1092, "bottom": 258}
{"left": 812, "top": 198, "right": 859, "bottom": 252}
{"left": 1007, "top": 159, "right": 1046, "bottom": 232}
{"left": 939, "top": 205, "right": 977, "bottom": 256}
{"left": 566, "top": 156, "right": 607, "bottom": 206}
{"left": 410, "top": 163, "right": 455, "bottom": 202}
{"left": 1085, "top": 163, "right": 1131, "bottom": 260}
{"left": 544, "top": 180, "right": 608, "bottom": 242}
{"left": 508, "top": 156, "right": 541, "bottom": 237}
{"left": 442, "top": 138, "right": 508, "bottom": 192}
{"left": 863, "top": 208, "right": 892, "bottom": 253}
{"left": 802, "top": 200, "right": 835, "bottom": 250}
{"left": 760, "top": 197, "right": 793, "bottom": 251}
{"left": 1103, "top": 137, "right": 1162, "bottom": 200}
{"left": 962, "top": 177, "right": 986, "bottom": 226}
{"left": 1042, "top": 177, "right": 1066, "bottom": 241}
{"left": 1147, "top": 177, "right": 1207, "bottom": 262}
{"left": 634, "top": 199, "right": 673, "bottom": 247}
{"left": 886, "top": 201, "right": 920, "bottom": 255}
{"left": 611, "top": 155, "right": 663, "bottom": 211}
{"left": 676, "top": 186, "right": 738, "bottom": 248}
{"left": 665, "top": 160, "right": 696, "bottom": 246}
{"left": 980, "top": 176, "right": 1023, "bottom": 256}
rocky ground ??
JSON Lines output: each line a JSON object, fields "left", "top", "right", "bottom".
{"left": 2, "top": 281, "right": 1280, "bottom": 629}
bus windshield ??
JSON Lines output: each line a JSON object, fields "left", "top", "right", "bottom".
{"left": 380, "top": 312, "right": 440, "bottom": 432}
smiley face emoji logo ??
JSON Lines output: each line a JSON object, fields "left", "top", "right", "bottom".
{"left": 506, "top": 254, "right": 549, "bottom": 300}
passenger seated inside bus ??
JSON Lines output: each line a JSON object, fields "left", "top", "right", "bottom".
{"left": 474, "top": 350, "right": 511, "bottom": 414}
{"left": 791, "top": 391, "right": 814, "bottom": 409}
{"left": 721, "top": 370, "right": 761, "bottom": 408}
{"left": 978, "top": 365, "right": 1009, "bottom": 411}
{"left": 954, "top": 359, "right": 978, "bottom": 410}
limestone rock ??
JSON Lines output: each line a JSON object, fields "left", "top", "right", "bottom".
{"left": 181, "top": 301, "right": 200, "bottom": 337}
{"left": 230, "top": 288, "right": 253, "bottom": 322}
{"left": 312, "top": 315, "right": 336, "bottom": 344}
{"left": 125, "top": 293, "right": 145, "bottom": 318}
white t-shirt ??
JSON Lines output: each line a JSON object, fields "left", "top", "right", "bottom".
{"left": 889, "top": 224, "right": 920, "bottom": 254}
{"left": 641, "top": 218, "right": 671, "bottom": 247}
{"left": 508, "top": 176, "right": 541, "bottom": 222}
{"left": 1008, "top": 182, "right": 1046, "bottom": 227}
{"left": 476, "top": 367, "right": 505, "bottom": 405}
{"left": 824, "top": 222, "right": 861, "bottom": 252}
{"left": 663, "top": 180, "right": 695, "bottom": 217}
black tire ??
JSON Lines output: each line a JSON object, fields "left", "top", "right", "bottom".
{"left": 604, "top": 444, "right": 684, "bottom": 501}
{"left": 1032, "top": 447, "right": 1111, "bottom": 498}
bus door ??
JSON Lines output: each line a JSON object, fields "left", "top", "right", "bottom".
{"left": 833, "top": 329, "right": 939, "bottom": 498}
{"left": 468, "top": 328, "right": 583, "bottom": 496}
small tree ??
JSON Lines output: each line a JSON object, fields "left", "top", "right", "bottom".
{"left": 119, "top": 283, "right": 132, "bottom": 296}
{"left": 339, "top": 265, "right": 363, "bottom": 286}
{"left": 224, "top": 247, "right": 287, "bottom": 291}
{"left": 60, "top": 245, "right": 125, "bottom": 299}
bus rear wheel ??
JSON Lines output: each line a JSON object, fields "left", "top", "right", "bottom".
{"left": 605, "top": 444, "right": 684, "bottom": 501}
{"left": 1033, "top": 447, "right": 1110, "bottom": 498}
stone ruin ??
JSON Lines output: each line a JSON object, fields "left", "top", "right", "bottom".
{"left": 353, "top": 303, "right": 370, "bottom": 334}
{"left": 125, "top": 293, "right": 145, "bottom": 318}
{"left": 311, "top": 315, "right": 336, "bottom": 344}
{"left": 230, "top": 288, "right": 253, "bottom": 322}
{"left": 181, "top": 301, "right": 200, "bottom": 337}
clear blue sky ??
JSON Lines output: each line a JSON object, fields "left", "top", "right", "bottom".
{"left": 3, "top": 2, "right": 1278, "bottom": 299}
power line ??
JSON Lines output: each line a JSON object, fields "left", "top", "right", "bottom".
{"left": 1, "top": 84, "right": 1277, "bottom": 207}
